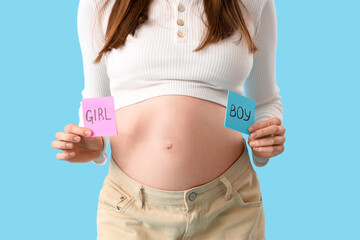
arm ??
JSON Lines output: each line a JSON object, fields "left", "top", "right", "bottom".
{"left": 77, "top": 0, "right": 110, "bottom": 165}
{"left": 244, "top": 0, "right": 283, "bottom": 167}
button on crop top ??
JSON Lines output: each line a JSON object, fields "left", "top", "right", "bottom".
{"left": 77, "top": 0, "right": 283, "bottom": 167}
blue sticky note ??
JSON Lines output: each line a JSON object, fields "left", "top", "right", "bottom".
{"left": 224, "top": 90, "right": 255, "bottom": 135}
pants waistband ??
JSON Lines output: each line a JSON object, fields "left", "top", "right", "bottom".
{"left": 108, "top": 138, "right": 251, "bottom": 210}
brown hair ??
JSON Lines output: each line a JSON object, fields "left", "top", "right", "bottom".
{"left": 92, "top": 0, "right": 259, "bottom": 64}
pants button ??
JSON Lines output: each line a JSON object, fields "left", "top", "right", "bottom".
{"left": 189, "top": 192, "right": 197, "bottom": 201}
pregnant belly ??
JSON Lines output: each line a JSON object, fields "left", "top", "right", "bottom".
{"left": 109, "top": 95, "right": 245, "bottom": 191}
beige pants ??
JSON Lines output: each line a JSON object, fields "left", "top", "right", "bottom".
{"left": 96, "top": 138, "right": 265, "bottom": 240}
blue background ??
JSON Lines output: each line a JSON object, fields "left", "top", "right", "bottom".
{"left": 1, "top": 0, "right": 359, "bottom": 239}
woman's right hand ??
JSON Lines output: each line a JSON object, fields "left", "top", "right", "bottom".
{"left": 51, "top": 124, "right": 104, "bottom": 163}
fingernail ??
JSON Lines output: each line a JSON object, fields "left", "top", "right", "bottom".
{"left": 251, "top": 133, "right": 257, "bottom": 138}
{"left": 69, "top": 152, "right": 75, "bottom": 157}
{"left": 85, "top": 130, "right": 91, "bottom": 136}
{"left": 74, "top": 136, "right": 81, "bottom": 142}
{"left": 66, "top": 143, "right": 72, "bottom": 148}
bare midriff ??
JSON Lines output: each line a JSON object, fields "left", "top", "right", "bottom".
{"left": 110, "top": 95, "right": 245, "bottom": 191}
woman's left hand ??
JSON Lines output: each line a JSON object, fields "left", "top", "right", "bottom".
{"left": 247, "top": 117, "right": 286, "bottom": 158}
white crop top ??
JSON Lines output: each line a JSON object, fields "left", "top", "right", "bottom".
{"left": 77, "top": 0, "right": 283, "bottom": 167}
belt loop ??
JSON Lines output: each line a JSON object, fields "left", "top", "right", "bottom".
{"left": 184, "top": 192, "right": 190, "bottom": 212}
{"left": 137, "top": 185, "right": 144, "bottom": 209}
{"left": 219, "top": 176, "right": 232, "bottom": 200}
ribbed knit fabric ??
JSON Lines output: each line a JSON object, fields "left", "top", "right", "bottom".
{"left": 77, "top": 0, "right": 283, "bottom": 167}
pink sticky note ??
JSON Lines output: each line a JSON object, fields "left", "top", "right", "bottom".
{"left": 81, "top": 96, "right": 118, "bottom": 137}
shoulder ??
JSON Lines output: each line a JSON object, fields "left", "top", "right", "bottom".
{"left": 241, "top": 0, "right": 269, "bottom": 12}
{"left": 78, "top": 0, "right": 105, "bottom": 7}
{"left": 241, "top": 0, "right": 270, "bottom": 23}
{"left": 241, "top": 0, "right": 269, "bottom": 21}
{"left": 78, "top": 0, "right": 114, "bottom": 34}
{"left": 78, "top": 0, "right": 112, "bottom": 16}
{"left": 240, "top": 0, "right": 273, "bottom": 35}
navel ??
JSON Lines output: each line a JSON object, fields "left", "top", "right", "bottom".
{"left": 166, "top": 142, "right": 173, "bottom": 150}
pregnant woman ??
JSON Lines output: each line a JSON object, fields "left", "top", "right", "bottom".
{"left": 52, "top": 0, "right": 286, "bottom": 239}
